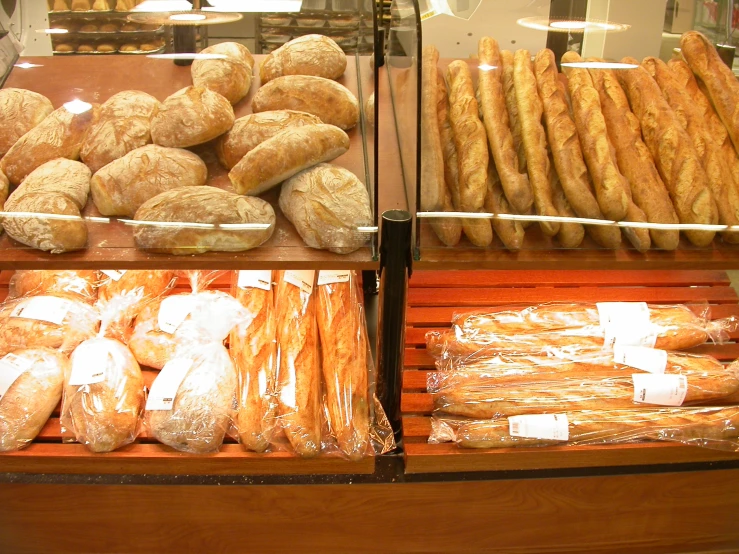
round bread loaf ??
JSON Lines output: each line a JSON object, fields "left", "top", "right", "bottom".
{"left": 259, "top": 34, "right": 346, "bottom": 83}
{"left": 192, "top": 42, "right": 254, "bottom": 105}
{"left": 7, "top": 158, "right": 90, "bottom": 209}
{"left": 0, "top": 88, "right": 54, "bottom": 157}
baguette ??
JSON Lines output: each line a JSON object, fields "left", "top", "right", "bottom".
{"left": 513, "top": 50, "right": 559, "bottom": 236}
{"left": 589, "top": 63, "right": 680, "bottom": 250}
{"left": 533, "top": 49, "right": 621, "bottom": 249}
{"left": 478, "top": 38, "right": 533, "bottom": 214}
{"left": 550, "top": 161, "right": 585, "bottom": 248}
{"left": 680, "top": 31, "right": 739, "bottom": 156}
{"left": 500, "top": 50, "right": 527, "bottom": 174}
{"left": 617, "top": 58, "right": 718, "bottom": 246}
{"left": 486, "top": 163, "right": 524, "bottom": 250}
{"left": 446, "top": 60, "right": 488, "bottom": 215}
{"left": 0, "top": 89, "right": 54, "bottom": 158}
{"left": 420, "top": 45, "right": 446, "bottom": 212}
{"left": 643, "top": 56, "right": 739, "bottom": 244}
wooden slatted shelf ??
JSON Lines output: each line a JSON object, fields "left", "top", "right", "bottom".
{"left": 401, "top": 270, "right": 739, "bottom": 474}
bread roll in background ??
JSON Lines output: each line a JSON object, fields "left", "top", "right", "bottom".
{"left": 260, "top": 34, "right": 346, "bottom": 83}
{"left": 150, "top": 86, "right": 234, "bottom": 148}
{"left": 80, "top": 90, "right": 159, "bottom": 173}
{"left": 0, "top": 89, "right": 54, "bottom": 157}
{"left": 191, "top": 42, "right": 254, "bottom": 105}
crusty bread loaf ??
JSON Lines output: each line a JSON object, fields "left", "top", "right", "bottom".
{"left": 229, "top": 124, "right": 349, "bottom": 196}
{"left": 617, "top": 58, "right": 718, "bottom": 247}
{"left": 275, "top": 271, "right": 321, "bottom": 457}
{"left": 0, "top": 348, "right": 67, "bottom": 452}
{"left": 91, "top": 144, "right": 207, "bottom": 217}
{"left": 550, "top": 162, "right": 585, "bottom": 248}
{"left": 216, "top": 111, "right": 322, "bottom": 170}
{"left": 7, "top": 158, "right": 90, "bottom": 209}
{"left": 192, "top": 42, "right": 254, "bottom": 105}
{"left": 500, "top": 50, "right": 526, "bottom": 174}
{"left": 231, "top": 272, "right": 277, "bottom": 452}
{"left": 150, "top": 86, "right": 235, "bottom": 148}
{"left": 133, "top": 187, "right": 275, "bottom": 255}
{"left": 478, "top": 38, "right": 533, "bottom": 215}
{"left": 589, "top": 63, "right": 680, "bottom": 250}
{"left": 1, "top": 103, "right": 99, "bottom": 186}
{"left": 63, "top": 337, "right": 144, "bottom": 452}
{"left": 420, "top": 45, "right": 445, "bottom": 212}
{"left": 147, "top": 343, "right": 237, "bottom": 453}
{"left": 513, "top": 50, "right": 559, "bottom": 236}
{"left": 0, "top": 88, "right": 54, "bottom": 157}
{"left": 486, "top": 164, "right": 524, "bottom": 250}
{"left": 260, "top": 34, "right": 346, "bottom": 83}
{"left": 279, "top": 163, "right": 371, "bottom": 254}
{"left": 80, "top": 90, "right": 159, "bottom": 173}
{"left": 9, "top": 270, "right": 99, "bottom": 304}
{"left": 430, "top": 185, "right": 463, "bottom": 247}
{"left": 0, "top": 170, "right": 7, "bottom": 206}
{"left": 252, "top": 75, "right": 359, "bottom": 130}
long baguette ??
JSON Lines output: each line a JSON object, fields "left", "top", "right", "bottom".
{"left": 589, "top": 63, "right": 680, "bottom": 250}
{"left": 513, "top": 49, "right": 559, "bottom": 236}
{"left": 478, "top": 38, "right": 533, "bottom": 214}
{"left": 420, "top": 45, "right": 445, "bottom": 212}
{"left": 550, "top": 156, "right": 584, "bottom": 248}
{"left": 500, "top": 50, "right": 527, "bottom": 174}
{"left": 486, "top": 163, "right": 525, "bottom": 250}
{"left": 617, "top": 58, "right": 718, "bottom": 246}
{"left": 533, "top": 49, "right": 621, "bottom": 249}
{"left": 643, "top": 56, "right": 739, "bottom": 244}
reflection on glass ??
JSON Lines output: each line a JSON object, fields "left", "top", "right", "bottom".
{"left": 517, "top": 17, "right": 630, "bottom": 33}
{"left": 63, "top": 99, "right": 93, "bottom": 114}
{"left": 133, "top": 0, "right": 193, "bottom": 11}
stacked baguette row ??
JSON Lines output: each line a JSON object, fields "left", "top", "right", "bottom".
{"left": 0, "top": 269, "right": 391, "bottom": 459}
{"left": 423, "top": 31, "right": 739, "bottom": 250}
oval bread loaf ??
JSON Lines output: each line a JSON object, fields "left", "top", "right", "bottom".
{"left": 0, "top": 348, "right": 67, "bottom": 452}
{"left": 191, "top": 42, "right": 254, "bottom": 105}
{"left": 7, "top": 158, "right": 90, "bottom": 209}
{"left": 259, "top": 34, "right": 346, "bottom": 83}
{"left": 279, "top": 163, "right": 371, "bottom": 254}
{"left": 252, "top": 75, "right": 359, "bottom": 130}
{"left": 216, "top": 110, "right": 322, "bottom": 169}
{"left": 80, "top": 90, "right": 160, "bottom": 173}
{"left": 150, "top": 86, "right": 235, "bottom": 148}
{"left": 9, "top": 270, "right": 99, "bottom": 304}
{"left": 0, "top": 88, "right": 54, "bottom": 157}
{"left": 133, "top": 187, "right": 275, "bottom": 255}
{"left": 91, "top": 145, "right": 207, "bottom": 217}
{"left": 0, "top": 170, "right": 8, "bottom": 206}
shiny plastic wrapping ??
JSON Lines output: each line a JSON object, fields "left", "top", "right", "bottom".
{"left": 0, "top": 348, "right": 67, "bottom": 452}
{"left": 429, "top": 407, "right": 739, "bottom": 451}
{"left": 8, "top": 270, "right": 100, "bottom": 304}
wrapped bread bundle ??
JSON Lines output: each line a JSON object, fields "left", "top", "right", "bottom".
{"left": 146, "top": 342, "right": 238, "bottom": 454}
{"left": 230, "top": 270, "right": 278, "bottom": 453}
{"left": 315, "top": 270, "right": 370, "bottom": 460}
{"left": 129, "top": 271, "right": 246, "bottom": 369}
{"left": 8, "top": 270, "right": 100, "bottom": 304}
{"left": 0, "top": 348, "right": 68, "bottom": 451}
{"left": 429, "top": 407, "right": 739, "bottom": 450}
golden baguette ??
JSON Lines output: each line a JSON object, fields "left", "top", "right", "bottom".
{"left": 513, "top": 49, "right": 559, "bottom": 236}
{"left": 616, "top": 58, "right": 718, "bottom": 247}
{"left": 430, "top": 187, "right": 463, "bottom": 247}
{"left": 477, "top": 37, "right": 533, "bottom": 214}
{"left": 550, "top": 159, "right": 585, "bottom": 248}
{"left": 486, "top": 163, "right": 525, "bottom": 250}
{"left": 561, "top": 51, "right": 630, "bottom": 222}
{"left": 437, "top": 73, "right": 492, "bottom": 246}
{"left": 420, "top": 46, "right": 445, "bottom": 212}
{"left": 643, "top": 56, "right": 739, "bottom": 244}
{"left": 500, "top": 50, "right": 527, "bottom": 174}
{"left": 533, "top": 49, "right": 621, "bottom": 249}
{"left": 588, "top": 63, "right": 680, "bottom": 250}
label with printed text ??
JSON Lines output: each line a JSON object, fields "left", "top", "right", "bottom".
{"left": 158, "top": 295, "right": 196, "bottom": 334}
{"left": 237, "top": 270, "right": 272, "bottom": 291}
{"left": 146, "top": 358, "right": 193, "bottom": 411}
{"left": 614, "top": 345, "right": 668, "bottom": 374}
{"left": 508, "top": 414, "right": 569, "bottom": 441}
{"left": 68, "top": 341, "right": 111, "bottom": 386}
{"left": 0, "top": 353, "right": 32, "bottom": 400}
{"left": 632, "top": 373, "right": 687, "bottom": 406}
{"left": 284, "top": 270, "right": 315, "bottom": 295}
{"left": 317, "top": 270, "right": 351, "bottom": 286}
{"left": 10, "top": 296, "right": 71, "bottom": 325}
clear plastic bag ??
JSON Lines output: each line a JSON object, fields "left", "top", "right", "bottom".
{"left": 8, "top": 270, "right": 100, "bottom": 304}
{"left": 0, "top": 348, "right": 67, "bottom": 452}
{"left": 430, "top": 407, "right": 739, "bottom": 451}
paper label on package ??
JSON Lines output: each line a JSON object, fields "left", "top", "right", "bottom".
{"left": 237, "top": 270, "right": 272, "bottom": 291}
{"left": 614, "top": 346, "right": 668, "bottom": 374}
{"left": 632, "top": 373, "right": 688, "bottom": 406}
{"left": 10, "top": 296, "right": 71, "bottom": 325}
{"left": 508, "top": 414, "right": 569, "bottom": 441}
{"left": 284, "top": 270, "right": 315, "bottom": 295}
{"left": 68, "top": 342, "right": 111, "bottom": 386}
{"left": 158, "top": 295, "right": 196, "bottom": 334}
{"left": 317, "top": 270, "right": 351, "bottom": 286}
{"left": 146, "top": 358, "right": 193, "bottom": 411}
{"left": 596, "top": 302, "right": 656, "bottom": 348}
{"left": 0, "top": 353, "right": 32, "bottom": 400}
{"left": 101, "top": 270, "right": 127, "bottom": 281}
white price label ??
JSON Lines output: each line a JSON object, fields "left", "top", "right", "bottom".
{"left": 284, "top": 270, "right": 315, "bottom": 295}
{"left": 632, "top": 373, "right": 688, "bottom": 406}
{"left": 101, "top": 270, "right": 127, "bottom": 281}
{"left": 596, "top": 302, "right": 656, "bottom": 348}
{"left": 0, "top": 353, "right": 33, "bottom": 400}
{"left": 508, "top": 414, "right": 569, "bottom": 441}
{"left": 317, "top": 270, "right": 351, "bottom": 286}
{"left": 237, "top": 270, "right": 272, "bottom": 291}
{"left": 158, "top": 295, "right": 196, "bottom": 334}
{"left": 68, "top": 341, "right": 111, "bottom": 386}
{"left": 146, "top": 358, "right": 193, "bottom": 411}
{"left": 614, "top": 346, "right": 668, "bottom": 374}
{"left": 10, "top": 296, "right": 71, "bottom": 325}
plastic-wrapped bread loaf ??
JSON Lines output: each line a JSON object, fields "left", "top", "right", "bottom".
{"left": 8, "top": 270, "right": 99, "bottom": 304}
{"left": 230, "top": 271, "right": 278, "bottom": 453}
{"left": 275, "top": 271, "right": 321, "bottom": 457}
{"left": 0, "top": 348, "right": 67, "bottom": 452}
{"left": 192, "top": 42, "right": 254, "bottom": 105}
{"left": 0, "top": 89, "right": 53, "bottom": 158}
{"left": 315, "top": 271, "right": 370, "bottom": 460}
{"left": 260, "top": 35, "right": 346, "bottom": 83}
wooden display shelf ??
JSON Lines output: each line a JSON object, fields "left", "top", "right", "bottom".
{"left": 401, "top": 269, "right": 739, "bottom": 474}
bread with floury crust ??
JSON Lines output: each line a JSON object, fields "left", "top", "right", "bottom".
{"left": 0, "top": 88, "right": 53, "bottom": 158}
{"left": 260, "top": 34, "right": 346, "bottom": 83}
{"left": 192, "top": 42, "right": 254, "bottom": 105}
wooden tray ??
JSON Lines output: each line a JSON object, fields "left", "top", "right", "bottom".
{"left": 401, "top": 269, "right": 739, "bottom": 474}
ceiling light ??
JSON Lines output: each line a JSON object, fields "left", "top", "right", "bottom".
{"left": 169, "top": 13, "right": 206, "bottom": 21}
{"left": 204, "top": 0, "right": 303, "bottom": 11}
